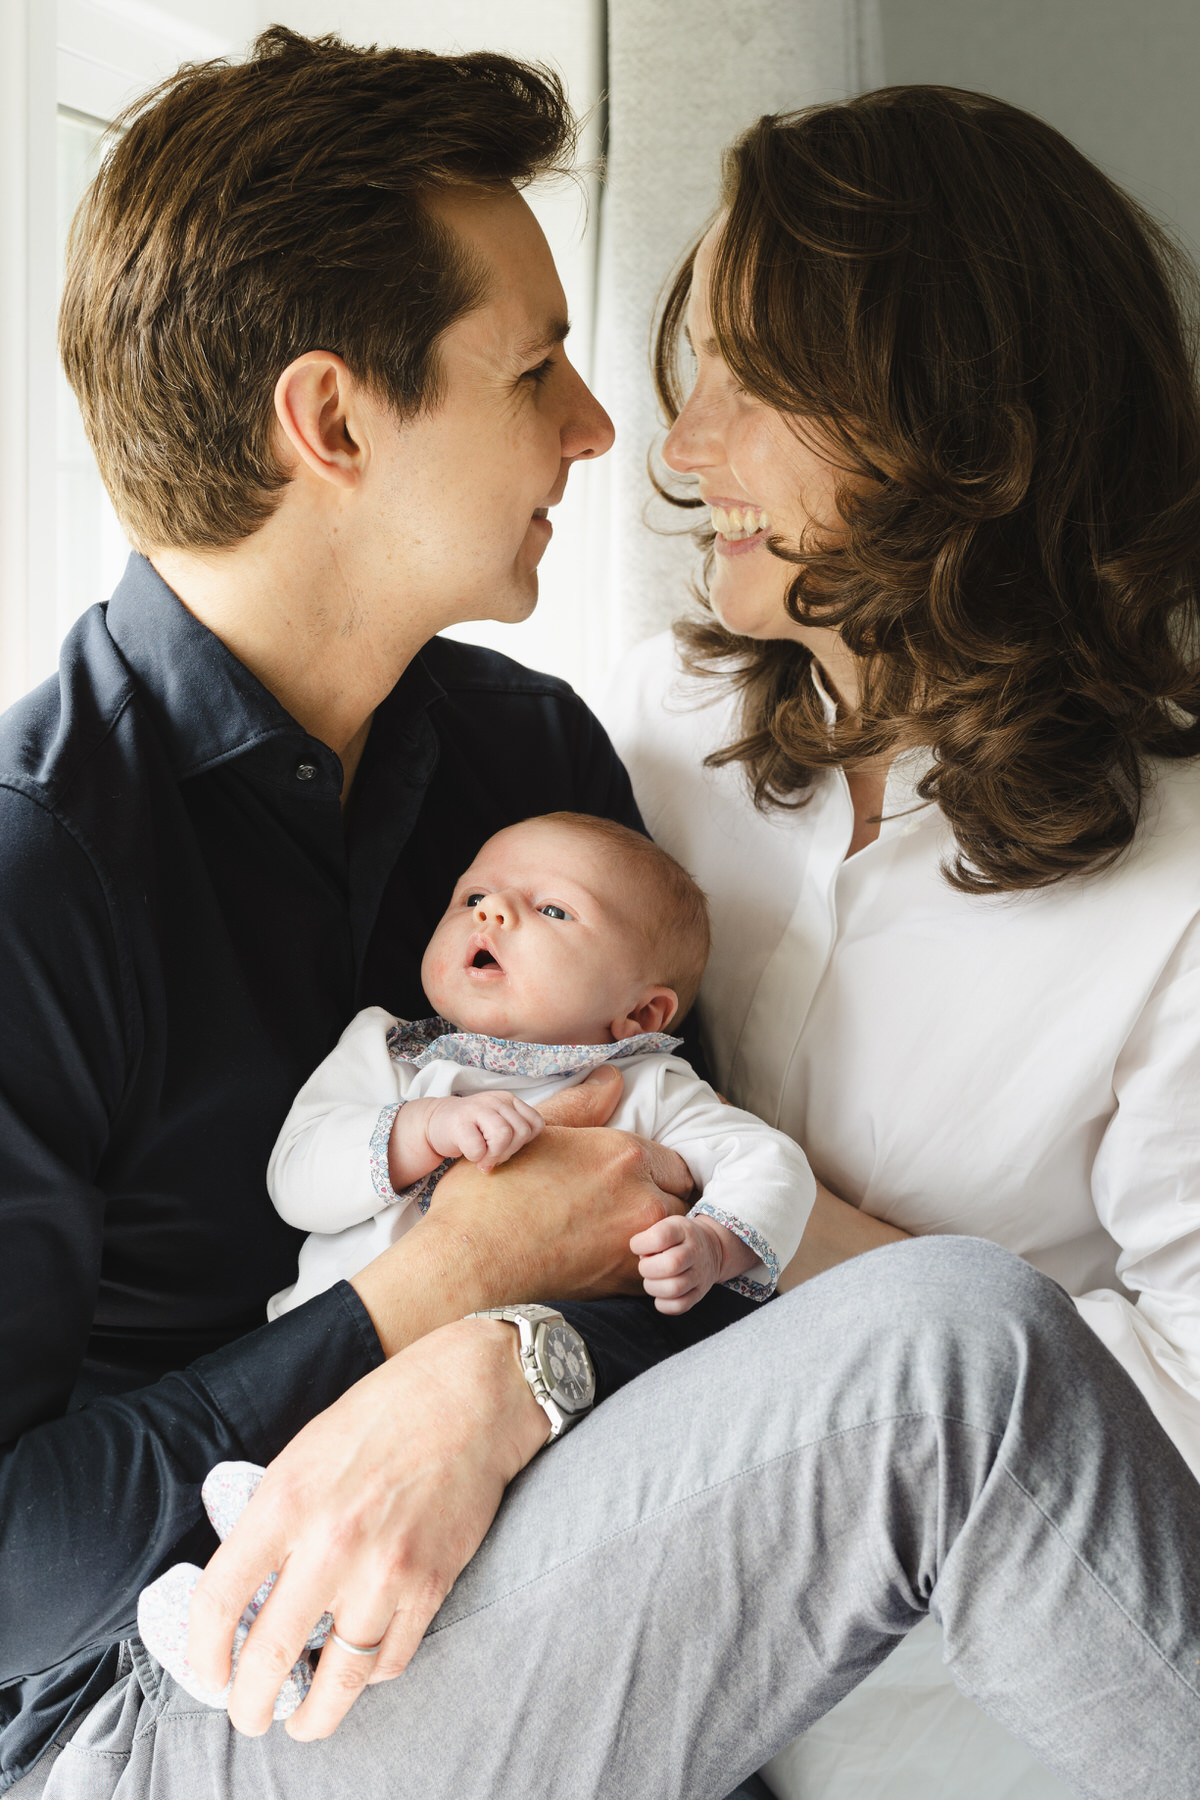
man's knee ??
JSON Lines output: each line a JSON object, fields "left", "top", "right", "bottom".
{"left": 775, "top": 1235, "right": 1087, "bottom": 1427}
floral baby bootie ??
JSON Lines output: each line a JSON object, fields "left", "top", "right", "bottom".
{"left": 136, "top": 1460, "right": 333, "bottom": 1720}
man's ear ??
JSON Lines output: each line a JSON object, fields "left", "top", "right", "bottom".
{"left": 272, "top": 352, "right": 363, "bottom": 490}
{"left": 610, "top": 988, "right": 678, "bottom": 1041}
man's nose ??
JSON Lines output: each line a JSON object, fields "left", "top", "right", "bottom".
{"left": 560, "top": 360, "right": 615, "bottom": 463}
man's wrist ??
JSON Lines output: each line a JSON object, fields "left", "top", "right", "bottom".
{"left": 463, "top": 1316, "right": 553, "bottom": 1469}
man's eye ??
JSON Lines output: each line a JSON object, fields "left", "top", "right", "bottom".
{"left": 538, "top": 904, "right": 570, "bottom": 921}
{"left": 521, "top": 357, "right": 554, "bottom": 386}
{"left": 464, "top": 893, "right": 485, "bottom": 907}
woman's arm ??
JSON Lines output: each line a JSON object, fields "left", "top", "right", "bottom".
{"left": 777, "top": 1180, "right": 911, "bottom": 1292}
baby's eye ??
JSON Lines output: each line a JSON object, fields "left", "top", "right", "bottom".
{"left": 538, "top": 904, "right": 570, "bottom": 921}
{"left": 463, "top": 892, "right": 485, "bottom": 908}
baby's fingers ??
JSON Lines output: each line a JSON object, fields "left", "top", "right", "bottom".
{"left": 629, "top": 1215, "right": 688, "bottom": 1258}
{"left": 477, "top": 1098, "right": 544, "bottom": 1172}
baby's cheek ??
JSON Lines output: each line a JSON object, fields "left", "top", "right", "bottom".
{"left": 419, "top": 936, "right": 454, "bottom": 1010}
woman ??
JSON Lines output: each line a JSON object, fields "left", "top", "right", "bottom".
{"left": 601, "top": 83, "right": 1200, "bottom": 1795}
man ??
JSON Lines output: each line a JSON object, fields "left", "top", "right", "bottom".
{"left": 1, "top": 26, "right": 764, "bottom": 1792}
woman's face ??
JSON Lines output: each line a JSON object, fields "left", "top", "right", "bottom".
{"left": 662, "top": 222, "right": 859, "bottom": 679}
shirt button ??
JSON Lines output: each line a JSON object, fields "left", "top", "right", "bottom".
{"left": 295, "top": 761, "right": 317, "bottom": 782}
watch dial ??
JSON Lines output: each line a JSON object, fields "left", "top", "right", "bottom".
{"left": 541, "top": 1322, "right": 593, "bottom": 1411}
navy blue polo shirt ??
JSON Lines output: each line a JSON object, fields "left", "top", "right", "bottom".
{"left": 0, "top": 556, "right": 753, "bottom": 1789}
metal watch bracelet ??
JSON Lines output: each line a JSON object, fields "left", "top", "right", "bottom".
{"left": 467, "top": 1304, "right": 595, "bottom": 1441}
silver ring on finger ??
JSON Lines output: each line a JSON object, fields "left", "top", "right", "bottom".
{"left": 330, "top": 1629, "right": 384, "bottom": 1657}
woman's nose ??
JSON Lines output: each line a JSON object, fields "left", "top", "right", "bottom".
{"left": 662, "top": 391, "right": 717, "bottom": 476}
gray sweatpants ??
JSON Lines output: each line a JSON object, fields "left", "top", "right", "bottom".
{"left": 17, "top": 1239, "right": 1200, "bottom": 1800}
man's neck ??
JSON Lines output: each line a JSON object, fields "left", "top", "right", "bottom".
{"left": 149, "top": 521, "right": 437, "bottom": 797}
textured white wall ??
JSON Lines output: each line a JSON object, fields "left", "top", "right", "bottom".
{"left": 879, "top": 0, "right": 1200, "bottom": 255}
{"left": 592, "top": 0, "right": 883, "bottom": 673}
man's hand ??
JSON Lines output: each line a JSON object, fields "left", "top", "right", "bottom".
{"left": 427, "top": 1065, "right": 695, "bottom": 1301}
{"left": 351, "top": 1065, "right": 695, "bottom": 1356}
{"left": 188, "top": 1317, "right": 546, "bottom": 1741}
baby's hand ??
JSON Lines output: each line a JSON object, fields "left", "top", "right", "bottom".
{"left": 630, "top": 1212, "right": 752, "bottom": 1315}
{"left": 424, "top": 1091, "right": 544, "bottom": 1173}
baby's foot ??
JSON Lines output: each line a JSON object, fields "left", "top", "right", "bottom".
{"left": 136, "top": 1460, "right": 331, "bottom": 1719}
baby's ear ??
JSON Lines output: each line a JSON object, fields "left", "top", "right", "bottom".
{"left": 611, "top": 988, "right": 678, "bottom": 1040}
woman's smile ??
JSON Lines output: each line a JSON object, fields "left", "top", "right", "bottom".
{"left": 707, "top": 497, "right": 772, "bottom": 556}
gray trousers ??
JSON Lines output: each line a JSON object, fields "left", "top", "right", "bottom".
{"left": 17, "top": 1239, "right": 1200, "bottom": 1800}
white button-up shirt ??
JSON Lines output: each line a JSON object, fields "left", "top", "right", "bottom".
{"left": 603, "top": 632, "right": 1200, "bottom": 1480}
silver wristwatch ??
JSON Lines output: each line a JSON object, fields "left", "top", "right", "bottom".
{"left": 468, "top": 1304, "right": 596, "bottom": 1440}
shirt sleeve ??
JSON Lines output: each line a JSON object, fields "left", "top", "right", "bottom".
{"left": 266, "top": 1006, "right": 413, "bottom": 1230}
{"left": 618, "top": 1058, "right": 817, "bottom": 1299}
{"left": 0, "top": 792, "right": 384, "bottom": 1682}
{"left": 1077, "top": 910, "right": 1200, "bottom": 1479}
{"left": 557, "top": 1287, "right": 760, "bottom": 1404}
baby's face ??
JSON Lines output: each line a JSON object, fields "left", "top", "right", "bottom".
{"left": 421, "top": 819, "right": 674, "bottom": 1045}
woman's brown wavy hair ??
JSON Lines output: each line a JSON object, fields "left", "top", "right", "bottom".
{"left": 653, "top": 85, "right": 1200, "bottom": 893}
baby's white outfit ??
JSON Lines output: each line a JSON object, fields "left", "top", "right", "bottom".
{"left": 266, "top": 1008, "right": 817, "bottom": 1317}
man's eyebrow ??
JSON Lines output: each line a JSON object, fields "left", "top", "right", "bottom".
{"left": 514, "top": 316, "right": 571, "bottom": 360}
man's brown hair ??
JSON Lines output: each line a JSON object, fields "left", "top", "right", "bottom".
{"left": 532, "top": 813, "right": 711, "bottom": 1025}
{"left": 654, "top": 86, "right": 1200, "bottom": 894}
{"left": 59, "top": 27, "right": 576, "bottom": 550}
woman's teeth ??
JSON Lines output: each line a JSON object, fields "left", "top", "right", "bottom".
{"left": 710, "top": 504, "right": 770, "bottom": 541}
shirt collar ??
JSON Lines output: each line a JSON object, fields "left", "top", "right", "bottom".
{"left": 103, "top": 552, "right": 445, "bottom": 781}
{"left": 808, "top": 658, "right": 937, "bottom": 831}
{"left": 386, "top": 1018, "right": 683, "bottom": 1079}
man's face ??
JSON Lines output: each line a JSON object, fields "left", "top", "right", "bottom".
{"left": 369, "top": 186, "right": 614, "bottom": 630}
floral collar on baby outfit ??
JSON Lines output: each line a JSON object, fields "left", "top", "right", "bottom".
{"left": 386, "top": 1017, "right": 683, "bottom": 1079}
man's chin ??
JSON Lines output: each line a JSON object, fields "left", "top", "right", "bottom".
{"left": 490, "top": 576, "right": 540, "bottom": 626}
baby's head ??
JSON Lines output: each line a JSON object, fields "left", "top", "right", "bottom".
{"left": 421, "top": 813, "right": 711, "bottom": 1046}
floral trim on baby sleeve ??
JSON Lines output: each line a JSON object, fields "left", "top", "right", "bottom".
{"left": 690, "top": 1200, "right": 780, "bottom": 1301}
{"left": 369, "top": 1102, "right": 403, "bottom": 1206}
{"left": 369, "top": 1100, "right": 453, "bottom": 1216}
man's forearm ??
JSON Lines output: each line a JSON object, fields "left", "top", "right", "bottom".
{"left": 0, "top": 1284, "right": 381, "bottom": 1683}
{"left": 348, "top": 1212, "right": 510, "bottom": 1357}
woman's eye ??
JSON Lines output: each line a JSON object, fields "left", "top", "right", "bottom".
{"left": 521, "top": 357, "right": 555, "bottom": 386}
{"left": 538, "top": 904, "right": 570, "bottom": 921}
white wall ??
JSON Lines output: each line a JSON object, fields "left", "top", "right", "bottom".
{"left": 879, "top": 0, "right": 1200, "bottom": 255}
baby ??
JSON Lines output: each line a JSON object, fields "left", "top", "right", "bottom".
{"left": 266, "top": 810, "right": 816, "bottom": 1319}
{"left": 138, "top": 812, "right": 815, "bottom": 1716}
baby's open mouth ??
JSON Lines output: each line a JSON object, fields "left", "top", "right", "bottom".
{"left": 466, "top": 935, "right": 504, "bottom": 974}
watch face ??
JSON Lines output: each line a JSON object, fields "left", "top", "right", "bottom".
{"left": 538, "top": 1321, "right": 594, "bottom": 1413}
